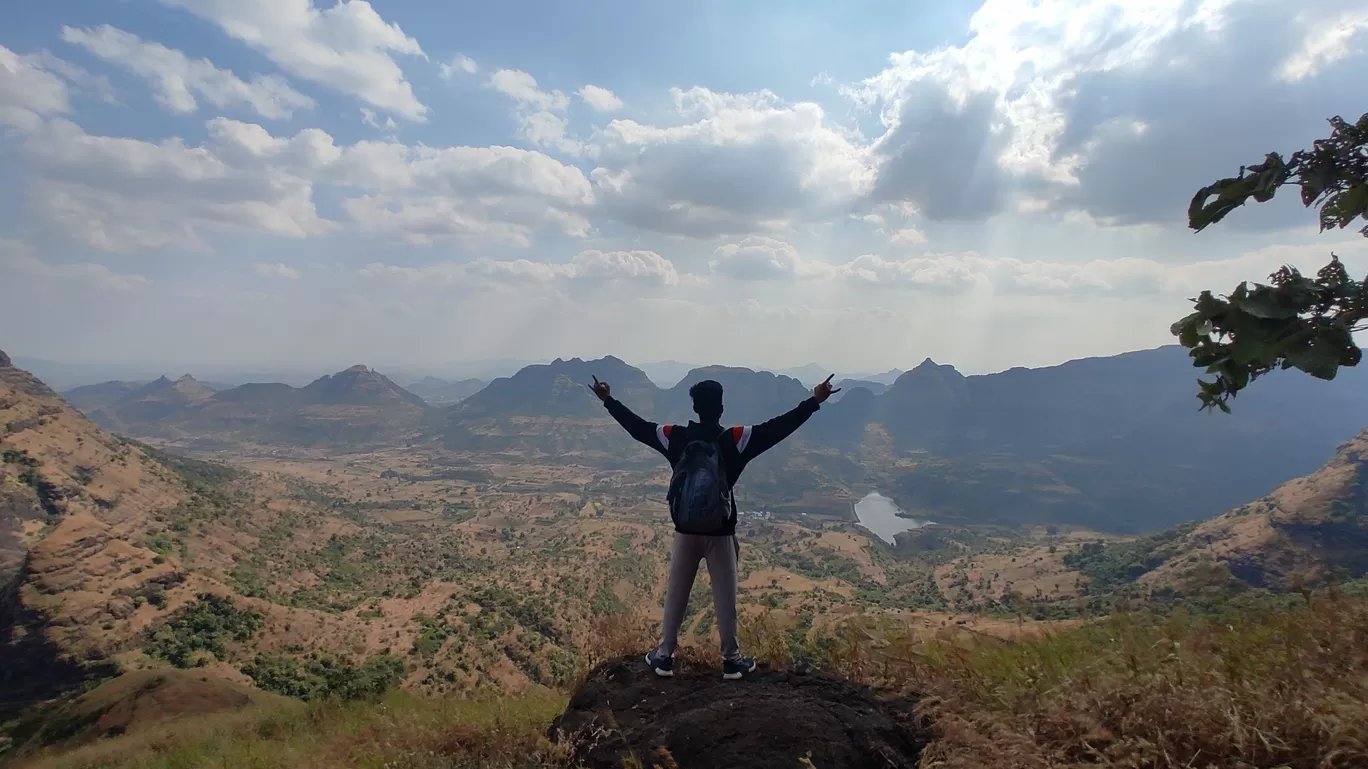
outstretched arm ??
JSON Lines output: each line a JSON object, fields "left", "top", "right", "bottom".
{"left": 736, "top": 375, "right": 839, "bottom": 462}
{"left": 590, "top": 376, "right": 670, "bottom": 458}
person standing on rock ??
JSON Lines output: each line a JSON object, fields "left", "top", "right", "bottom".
{"left": 589, "top": 374, "right": 839, "bottom": 680}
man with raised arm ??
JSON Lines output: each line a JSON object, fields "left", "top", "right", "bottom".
{"left": 589, "top": 374, "right": 839, "bottom": 680}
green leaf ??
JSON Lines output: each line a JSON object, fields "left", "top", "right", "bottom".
{"left": 1169, "top": 311, "right": 1202, "bottom": 338}
{"left": 1284, "top": 343, "right": 1341, "bottom": 380}
{"left": 1232, "top": 291, "right": 1299, "bottom": 319}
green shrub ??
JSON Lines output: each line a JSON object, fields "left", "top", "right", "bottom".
{"left": 241, "top": 652, "right": 405, "bottom": 701}
{"left": 143, "top": 594, "right": 262, "bottom": 668}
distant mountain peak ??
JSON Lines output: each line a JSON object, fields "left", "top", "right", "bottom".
{"left": 0, "top": 349, "right": 10, "bottom": 367}
{"left": 914, "top": 358, "right": 939, "bottom": 370}
{"left": 343, "top": 364, "right": 370, "bottom": 374}
{"left": 176, "top": 374, "right": 198, "bottom": 382}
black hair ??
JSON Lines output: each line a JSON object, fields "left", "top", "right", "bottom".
{"left": 688, "top": 379, "right": 724, "bottom": 421}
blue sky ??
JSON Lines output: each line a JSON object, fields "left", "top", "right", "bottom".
{"left": 2, "top": 0, "right": 1366, "bottom": 376}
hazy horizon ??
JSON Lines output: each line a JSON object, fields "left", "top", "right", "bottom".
{"left": 9, "top": 341, "right": 1184, "bottom": 391}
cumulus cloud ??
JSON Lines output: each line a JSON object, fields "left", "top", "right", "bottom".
{"left": 157, "top": 0, "right": 427, "bottom": 121}
{"left": 26, "top": 50, "right": 116, "bottom": 104}
{"left": 1278, "top": 8, "right": 1368, "bottom": 82}
{"left": 439, "top": 53, "right": 477, "bottom": 79}
{"left": 487, "top": 69, "right": 583, "bottom": 155}
{"left": 708, "top": 237, "right": 982, "bottom": 291}
{"left": 21, "top": 118, "right": 335, "bottom": 252}
{"left": 253, "top": 262, "right": 302, "bottom": 279}
{"left": 846, "top": 0, "right": 1367, "bottom": 228}
{"left": 711, "top": 237, "right": 809, "bottom": 281}
{"left": 488, "top": 69, "right": 568, "bottom": 111}
{"left": 578, "top": 84, "right": 623, "bottom": 111}
{"left": 16, "top": 116, "right": 593, "bottom": 252}
{"left": 702, "top": 234, "right": 1368, "bottom": 299}
{"left": 360, "top": 249, "right": 678, "bottom": 289}
{"left": 890, "top": 226, "right": 927, "bottom": 246}
{"left": 61, "top": 25, "right": 314, "bottom": 119}
{"left": 590, "top": 87, "right": 874, "bottom": 238}
{"left": 360, "top": 107, "right": 396, "bottom": 130}
{"left": 0, "top": 44, "right": 71, "bottom": 130}
{"left": 0, "top": 238, "right": 150, "bottom": 291}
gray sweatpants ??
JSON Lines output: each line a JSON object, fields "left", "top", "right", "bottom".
{"left": 655, "top": 532, "right": 742, "bottom": 662}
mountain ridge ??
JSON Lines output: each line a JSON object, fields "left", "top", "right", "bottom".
{"left": 74, "top": 365, "right": 430, "bottom": 448}
{"left": 438, "top": 345, "right": 1368, "bottom": 532}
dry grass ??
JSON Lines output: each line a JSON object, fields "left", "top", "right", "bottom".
{"left": 15, "top": 690, "right": 573, "bottom": 769}
{"left": 889, "top": 588, "right": 1368, "bottom": 768}
{"left": 14, "top": 589, "right": 1368, "bottom": 769}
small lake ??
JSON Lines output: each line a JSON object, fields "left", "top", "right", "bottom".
{"left": 854, "top": 492, "right": 933, "bottom": 544}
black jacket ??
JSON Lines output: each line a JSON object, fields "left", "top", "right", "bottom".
{"left": 602, "top": 395, "right": 821, "bottom": 535}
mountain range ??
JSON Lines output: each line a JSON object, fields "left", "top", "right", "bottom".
{"left": 438, "top": 346, "right": 1368, "bottom": 532}
{"left": 48, "top": 344, "right": 1368, "bottom": 534}
{"left": 76, "top": 366, "right": 429, "bottom": 448}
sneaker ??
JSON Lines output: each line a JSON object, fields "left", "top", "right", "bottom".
{"left": 722, "top": 657, "right": 757, "bottom": 680}
{"left": 645, "top": 650, "right": 674, "bottom": 678}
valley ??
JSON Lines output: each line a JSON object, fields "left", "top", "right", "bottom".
{"left": 5, "top": 346, "right": 1368, "bottom": 767}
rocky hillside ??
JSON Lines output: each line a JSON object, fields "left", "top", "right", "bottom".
{"left": 2, "top": 351, "right": 200, "bottom": 716}
{"left": 1140, "top": 427, "right": 1368, "bottom": 592}
{"left": 0, "top": 354, "right": 380, "bottom": 723}
{"left": 71, "top": 366, "right": 429, "bottom": 448}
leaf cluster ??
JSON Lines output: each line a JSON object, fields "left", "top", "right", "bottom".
{"left": 1175, "top": 114, "right": 1368, "bottom": 410}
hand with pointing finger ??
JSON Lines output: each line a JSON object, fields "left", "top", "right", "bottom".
{"left": 589, "top": 375, "right": 612, "bottom": 402}
{"left": 812, "top": 374, "right": 841, "bottom": 404}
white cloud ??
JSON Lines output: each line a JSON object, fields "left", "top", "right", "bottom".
{"left": 360, "top": 249, "right": 678, "bottom": 289}
{"left": 890, "top": 227, "right": 926, "bottom": 246}
{"left": 439, "top": 53, "right": 477, "bottom": 79}
{"left": 590, "top": 87, "right": 873, "bottom": 237}
{"left": 360, "top": 107, "right": 396, "bottom": 130}
{"left": 835, "top": 253, "right": 986, "bottom": 292}
{"left": 844, "top": 0, "right": 1364, "bottom": 228}
{"left": 27, "top": 50, "right": 116, "bottom": 105}
{"left": 22, "top": 118, "right": 336, "bottom": 252}
{"left": 61, "top": 25, "right": 314, "bottom": 120}
{"left": 0, "top": 238, "right": 150, "bottom": 291}
{"left": 0, "top": 44, "right": 71, "bottom": 131}
{"left": 253, "top": 262, "right": 302, "bottom": 280}
{"left": 701, "top": 234, "right": 1368, "bottom": 299}
{"left": 578, "top": 84, "right": 623, "bottom": 111}
{"left": 157, "top": 0, "right": 427, "bottom": 121}
{"left": 15, "top": 116, "right": 592, "bottom": 252}
{"left": 488, "top": 69, "right": 583, "bottom": 155}
{"left": 488, "top": 69, "right": 568, "bottom": 111}
{"left": 711, "top": 237, "right": 810, "bottom": 281}
{"left": 571, "top": 249, "right": 677, "bottom": 286}
{"left": 1278, "top": 8, "right": 1368, "bottom": 82}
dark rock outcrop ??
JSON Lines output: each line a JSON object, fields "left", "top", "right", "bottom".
{"left": 550, "top": 656, "right": 928, "bottom": 769}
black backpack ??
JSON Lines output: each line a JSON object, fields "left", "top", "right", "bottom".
{"left": 666, "top": 431, "right": 736, "bottom": 534}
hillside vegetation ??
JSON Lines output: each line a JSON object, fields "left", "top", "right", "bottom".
{"left": 8, "top": 587, "right": 1367, "bottom": 769}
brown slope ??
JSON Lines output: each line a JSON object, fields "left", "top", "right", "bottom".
{"left": 1141, "top": 427, "right": 1368, "bottom": 592}
{"left": 0, "top": 354, "right": 367, "bottom": 722}
{"left": 2, "top": 354, "right": 200, "bottom": 716}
